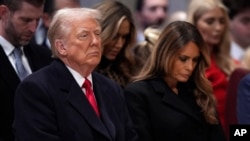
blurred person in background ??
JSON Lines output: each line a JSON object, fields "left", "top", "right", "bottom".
{"left": 135, "top": 0, "right": 169, "bottom": 42}
{"left": 0, "top": 0, "right": 52, "bottom": 141}
{"left": 225, "top": 45, "right": 250, "bottom": 139}
{"left": 31, "top": 0, "right": 80, "bottom": 49}
{"left": 165, "top": 10, "right": 187, "bottom": 25}
{"left": 237, "top": 71, "right": 250, "bottom": 124}
{"left": 94, "top": 0, "right": 137, "bottom": 88}
{"left": 223, "top": 0, "right": 250, "bottom": 62}
{"left": 133, "top": 27, "right": 161, "bottom": 74}
{"left": 186, "top": 0, "right": 236, "bottom": 136}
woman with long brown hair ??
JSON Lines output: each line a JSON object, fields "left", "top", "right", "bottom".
{"left": 125, "top": 21, "right": 226, "bottom": 141}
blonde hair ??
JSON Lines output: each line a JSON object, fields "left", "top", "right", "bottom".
{"left": 93, "top": 1, "right": 137, "bottom": 80}
{"left": 133, "top": 27, "right": 161, "bottom": 73}
{"left": 186, "top": 0, "right": 235, "bottom": 75}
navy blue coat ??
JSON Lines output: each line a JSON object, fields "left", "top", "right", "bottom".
{"left": 237, "top": 73, "right": 250, "bottom": 124}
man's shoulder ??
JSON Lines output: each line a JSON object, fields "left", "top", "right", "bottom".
{"left": 92, "top": 72, "right": 120, "bottom": 87}
{"left": 239, "top": 73, "right": 250, "bottom": 87}
{"left": 24, "top": 43, "right": 52, "bottom": 66}
{"left": 25, "top": 43, "right": 51, "bottom": 56}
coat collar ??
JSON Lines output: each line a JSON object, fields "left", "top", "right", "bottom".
{"left": 51, "top": 59, "right": 115, "bottom": 140}
{"left": 0, "top": 45, "right": 20, "bottom": 89}
{"left": 149, "top": 77, "right": 205, "bottom": 126}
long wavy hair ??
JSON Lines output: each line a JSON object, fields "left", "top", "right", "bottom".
{"left": 134, "top": 21, "right": 218, "bottom": 124}
{"left": 186, "top": 0, "right": 235, "bottom": 75}
{"left": 93, "top": 1, "right": 136, "bottom": 78}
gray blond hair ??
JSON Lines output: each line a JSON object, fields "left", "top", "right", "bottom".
{"left": 47, "top": 8, "right": 102, "bottom": 58}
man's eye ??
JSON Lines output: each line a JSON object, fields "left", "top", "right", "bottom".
{"left": 95, "top": 32, "right": 101, "bottom": 36}
{"left": 22, "top": 18, "right": 32, "bottom": 23}
{"left": 80, "top": 34, "right": 88, "bottom": 38}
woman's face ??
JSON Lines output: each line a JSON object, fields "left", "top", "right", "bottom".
{"left": 167, "top": 41, "right": 200, "bottom": 85}
{"left": 196, "top": 7, "right": 226, "bottom": 47}
{"left": 103, "top": 19, "right": 130, "bottom": 60}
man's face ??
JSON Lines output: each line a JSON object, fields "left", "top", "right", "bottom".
{"left": 230, "top": 8, "right": 250, "bottom": 48}
{"left": 140, "top": 0, "right": 168, "bottom": 28}
{"left": 3, "top": 2, "right": 43, "bottom": 46}
{"left": 61, "top": 18, "right": 102, "bottom": 69}
{"left": 43, "top": 0, "right": 80, "bottom": 29}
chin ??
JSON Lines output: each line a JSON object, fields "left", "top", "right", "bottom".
{"left": 20, "top": 41, "right": 29, "bottom": 46}
{"left": 178, "top": 78, "right": 189, "bottom": 82}
{"left": 106, "top": 56, "right": 116, "bottom": 61}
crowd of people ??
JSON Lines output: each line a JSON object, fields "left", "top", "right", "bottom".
{"left": 0, "top": 0, "right": 249, "bottom": 141}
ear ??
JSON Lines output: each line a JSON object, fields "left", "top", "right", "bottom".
{"left": 0, "top": 5, "right": 9, "bottom": 19}
{"left": 55, "top": 39, "right": 67, "bottom": 56}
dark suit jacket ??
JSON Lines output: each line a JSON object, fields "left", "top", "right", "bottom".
{"left": 237, "top": 73, "right": 250, "bottom": 124}
{"left": 225, "top": 68, "right": 250, "bottom": 139}
{"left": 0, "top": 44, "right": 52, "bottom": 141}
{"left": 124, "top": 77, "right": 226, "bottom": 141}
{"left": 13, "top": 59, "right": 137, "bottom": 141}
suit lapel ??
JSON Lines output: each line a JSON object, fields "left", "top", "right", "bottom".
{"left": 23, "top": 45, "right": 35, "bottom": 71}
{"left": 150, "top": 78, "right": 205, "bottom": 126}
{"left": 52, "top": 60, "right": 111, "bottom": 140}
{"left": 92, "top": 74, "right": 116, "bottom": 140}
{"left": 0, "top": 46, "right": 20, "bottom": 89}
{"left": 67, "top": 84, "right": 112, "bottom": 140}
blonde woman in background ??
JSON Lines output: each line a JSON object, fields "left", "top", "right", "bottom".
{"left": 186, "top": 0, "right": 236, "bottom": 135}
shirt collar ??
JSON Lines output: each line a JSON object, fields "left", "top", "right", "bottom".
{"left": 66, "top": 65, "right": 93, "bottom": 88}
{"left": 0, "top": 36, "right": 24, "bottom": 56}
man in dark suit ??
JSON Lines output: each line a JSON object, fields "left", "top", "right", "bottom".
{"left": 224, "top": 68, "right": 250, "bottom": 139}
{"left": 0, "top": 0, "right": 52, "bottom": 141}
{"left": 14, "top": 8, "right": 137, "bottom": 141}
{"left": 237, "top": 72, "right": 250, "bottom": 124}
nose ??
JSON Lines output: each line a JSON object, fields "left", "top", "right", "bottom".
{"left": 115, "top": 36, "right": 125, "bottom": 49}
{"left": 156, "top": 7, "right": 167, "bottom": 18}
{"left": 90, "top": 33, "right": 100, "bottom": 46}
{"left": 186, "top": 60, "right": 195, "bottom": 72}
{"left": 214, "top": 21, "right": 223, "bottom": 31}
{"left": 29, "top": 20, "right": 39, "bottom": 33}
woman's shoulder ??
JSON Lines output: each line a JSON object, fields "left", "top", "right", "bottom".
{"left": 125, "top": 77, "right": 165, "bottom": 93}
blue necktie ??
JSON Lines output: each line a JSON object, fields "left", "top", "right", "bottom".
{"left": 13, "top": 48, "right": 29, "bottom": 80}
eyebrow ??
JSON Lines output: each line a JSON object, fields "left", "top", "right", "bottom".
{"left": 77, "top": 27, "right": 101, "bottom": 32}
{"left": 179, "top": 54, "right": 200, "bottom": 58}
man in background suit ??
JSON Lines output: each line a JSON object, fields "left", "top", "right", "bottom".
{"left": 0, "top": 0, "right": 52, "bottom": 141}
{"left": 31, "top": 0, "right": 80, "bottom": 49}
{"left": 14, "top": 8, "right": 137, "bottom": 141}
{"left": 224, "top": 68, "right": 250, "bottom": 140}
{"left": 135, "top": 0, "right": 169, "bottom": 43}
{"left": 237, "top": 72, "right": 250, "bottom": 124}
